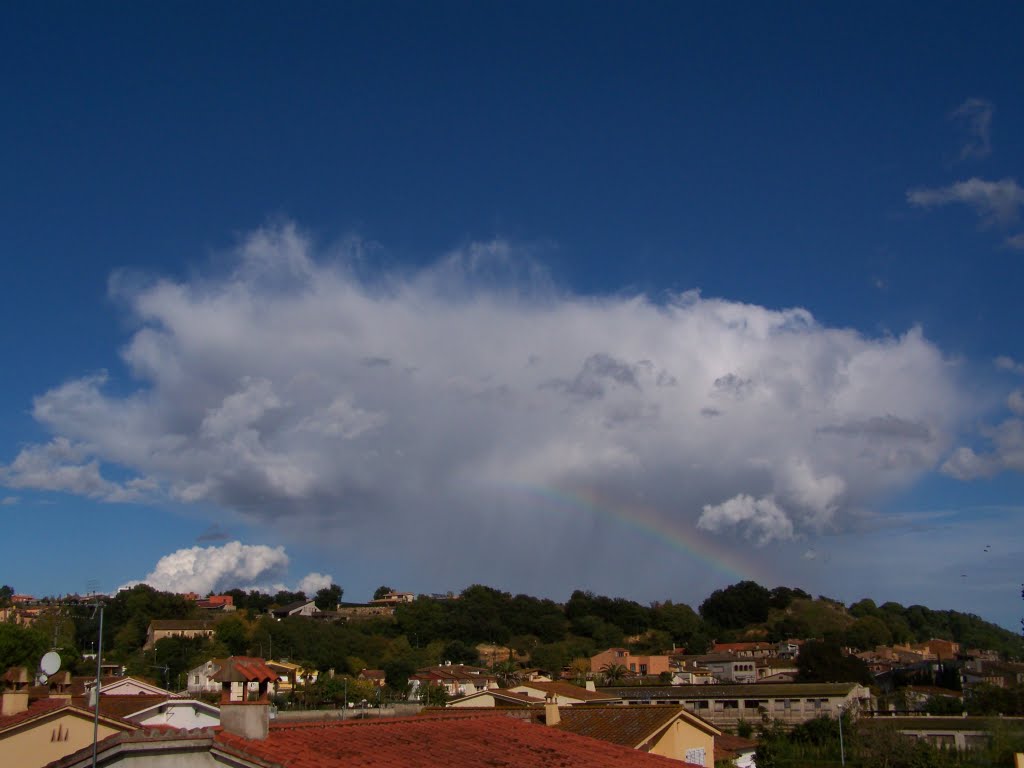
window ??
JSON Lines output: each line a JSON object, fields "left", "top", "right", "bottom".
{"left": 684, "top": 747, "right": 706, "bottom": 767}
{"left": 639, "top": 664, "right": 648, "bottom": 675}
{"left": 629, "top": 663, "right": 636, "bottom": 672}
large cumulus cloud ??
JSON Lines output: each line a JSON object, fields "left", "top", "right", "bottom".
{"left": 118, "top": 540, "right": 332, "bottom": 595}
{"left": 1, "top": 223, "right": 973, "bottom": 563}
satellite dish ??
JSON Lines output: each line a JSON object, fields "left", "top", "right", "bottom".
{"left": 40, "top": 651, "right": 61, "bottom": 676}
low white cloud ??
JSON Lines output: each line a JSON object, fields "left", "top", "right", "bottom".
{"left": 1, "top": 496, "right": 17, "bottom": 506}
{"left": 942, "top": 360, "right": 1024, "bottom": 480}
{"left": 296, "top": 572, "right": 334, "bottom": 595}
{"left": 942, "top": 416, "right": 1024, "bottom": 480}
{"left": 120, "top": 541, "right": 331, "bottom": 596}
{"left": 950, "top": 98, "right": 993, "bottom": 161}
{"left": 0, "top": 222, "right": 977, "bottom": 574}
{"left": 698, "top": 494, "right": 794, "bottom": 545}
{"left": 907, "top": 177, "right": 1024, "bottom": 228}
{"left": 1008, "top": 390, "right": 1024, "bottom": 417}
{"left": 1004, "top": 233, "right": 1024, "bottom": 251}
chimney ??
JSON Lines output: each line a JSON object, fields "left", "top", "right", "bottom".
{"left": 1, "top": 667, "right": 31, "bottom": 715}
{"left": 215, "top": 657, "right": 279, "bottom": 740}
{"left": 544, "top": 693, "right": 560, "bottom": 726}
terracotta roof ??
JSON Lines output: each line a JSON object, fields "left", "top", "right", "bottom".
{"left": 555, "top": 705, "right": 718, "bottom": 749}
{"left": 512, "top": 681, "right": 621, "bottom": 702}
{"left": 213, "top": 657, "right": 279, "bottom": 683}
{"left": 71, "top": 694, "right": 176, "bottom": 720}
{"left": 712, "top": 642, "right": 774, "bottom": 653}
{"left": 604, "top": 682, "right": 864, "bottom": 700}
{"left": 0, "top": 699, "right": 136, "bottom": 735}
{"left": 714, "top": 733, "right": 758, "bottom": 762}
{"left": 450, "top": 689, "right": 545, "bottom": 705}
{"left": 0, "top": 697, "right": 66, "bottom": 731}
{"left": 216, "top": 713, "right": 692, "bottom": 767}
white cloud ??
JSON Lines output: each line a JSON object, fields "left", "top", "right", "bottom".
{"left": 1008, "top": 390, "right": 1024, "bottom": 417}
{"left": 950, "top": 98, "right": 993, "bottom": 161}
{"left": 1004, "top": 233, "right": 1024, "bottom": 250}
{"left": 1, "top": 496, "right": 17, "bottom": 506}
{"left": 296, "top": 572, "right": 334, "bottom": 595}
{"left": 698, "top": 494, "right": 794, "bottom": 545}
{"left": 995, "top": 356, "right": 1024, "bottom": 375}
{"left": 120, "top": 540, "right": 331, "bottom": 596}
{"left": 0, "top": 437, "right": 148, "bottom": 502}
{"left": 907, "top": 177, "right": 1024, "bottom": 228}
{"left": 0, "top": 222, "right": 975, "bottom": 568}
{"left": 942, "top": 417, "right": 1024, "bottom": 480}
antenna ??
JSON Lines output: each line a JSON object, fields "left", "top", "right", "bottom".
{"left": 149, "top": 664, "right": 171, "bottom": 689}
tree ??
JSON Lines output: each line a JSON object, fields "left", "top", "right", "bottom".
{"left": 215, "top": 616, "right": 250, "bottom": 656}
{"left": 373, "top": 585, "right": 395, "bottom": 601}
{"left": 420, "top": 683, "right": 448, "bottom": 706}
{"left": 493, "top": 659, "right": 522, "bottom": 688}
{"left": 441, "top": 640, "right": 479, "bottom": 665}
{"left": 796, "top": 640, "right": 872, "bottom": 684}
{"left": 384, "top": 657, "right": 416, "bottom": 693}
{"left": 844, "top": 615, "right": 893, "bottom": 651}
{"left": 699, "top": 581, "right": 771, "bottom": 629}
{"left": 600, "top": 662, "right": 628, "bottom": 684}
{"left": 0, "top": 585, "right": 13, "bottom": 608}
{"left": 0, "top": 623, "right": 48, "bottom": 671}
{"left": 567, "top": 657, "right": 590, "bottom": 686}
{"left": 315, "top": 584, "right": 343, "bottom": 612}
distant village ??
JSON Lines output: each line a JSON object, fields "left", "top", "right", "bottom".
{"left": 2, "top": 582, "right": 1023, "bottom": 768}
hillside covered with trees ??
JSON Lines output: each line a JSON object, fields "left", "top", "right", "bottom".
{"left": 2, "top": 580, "right": 1020, "bottom": 700}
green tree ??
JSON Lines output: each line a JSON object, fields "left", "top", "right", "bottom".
{"left": 796, "top": 640, "right": 872, "bottom": 684}
{"left": 567, "top": 657, "right": 590, "bottom": 686}
{"left": 0, "top": 623, "right": 48, "bottom": 671}
{"left": 699, "top": 581, "right": 771, "bottom": 630}
{"left": 383, "top": 657, "right": 416, "bottom": 693}
{"left": 314, "top": 584, "right": 343, "bottom": 611}
{"left": 600, "top": 662, "right": 628, "bottom": 683}
{"left": 493, "top": 659, "right": 522, "bottom": 688}
{"left": 419, "top": 682, "right": 448, "bottom": 706}
{"left": 441, "top": 640, "right": 479, "bottom": 665}
{"left": 215, "top": 615, "right": 250, "bottom": 656}
{"left": 844, "top": 615, "right": 893, "bottom": 650}
{"left": 373, "top": 585, "right": 395, "bottom": 601}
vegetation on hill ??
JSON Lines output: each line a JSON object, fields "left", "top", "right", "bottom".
{"left": 1, "top": 579, "right": 1020, "bottom": 698}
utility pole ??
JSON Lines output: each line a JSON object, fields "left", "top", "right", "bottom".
{"left": 91, "top": 599, "right": 104, "bottom": 768}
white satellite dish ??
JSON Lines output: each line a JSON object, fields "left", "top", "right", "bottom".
{"left": 38, "top": 673, "right": 48, "bottom": 685}
{"left": 40, "top": 651, "right": 61, "bottom": 676}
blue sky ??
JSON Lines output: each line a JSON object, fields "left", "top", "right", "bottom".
{"left": 2, "top": 2, "right": 1023, "bottom": 630}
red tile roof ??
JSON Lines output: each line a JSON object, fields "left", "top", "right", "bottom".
{"left": 0, "top": 698, "right": 137, "bottom": 735}
{"left": 215, "top": 713, "right": 692, "bottom": 767}
{"left": 76, "top": 694, "right": 176, "bottom": 720}
{"left": 714, "top": 733, "right": 758, "bottom": 762}
{"left": 0, "top": 697, "right": 66, "bottom": 731}
{"left": 213, "top": 657, "right": 279, "bottom": 683}
{"left": 511, "top": 680, "right": 620, "bottom": 702}
{"left": 555, "top": 705, "right": 717, "bottom": 748}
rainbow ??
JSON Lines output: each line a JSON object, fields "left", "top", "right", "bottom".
{"left": 515, "top": 483, "right": 773, "bottom": 587}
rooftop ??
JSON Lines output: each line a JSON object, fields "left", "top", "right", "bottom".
{"left": 52, "top": 713, "right": 698, "bottom": 768}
